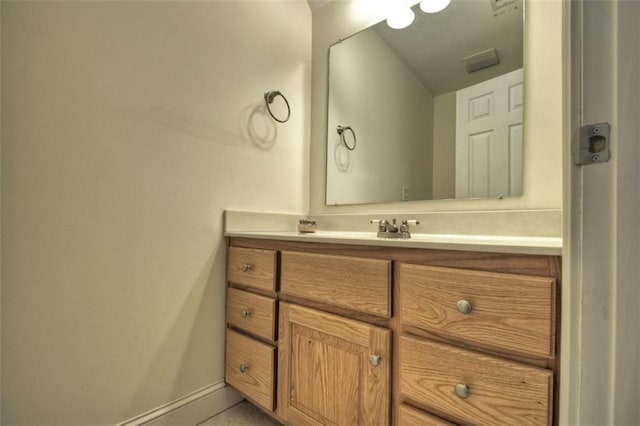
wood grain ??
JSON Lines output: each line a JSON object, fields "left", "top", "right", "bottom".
{"left": 280, "top": 251, "right": 391, "bottom": 317}
{"left": 280, "top": 293, "right": 391, "bottom": 328}
{"left": 225, "top": 329, "right": 275, "bottom": 411}
{"left": 278, "top": 303, "right": 391, "bottom": 425}
{"left": 227, "top": 287, "right": 277, "bottom": 342}
{"left": 401, "top": 324, "right": 552, "bottom": 368}
{"left": 231, "top": 238, "right": 556, "bottom": 277}
{"left": 397, "top": 404, "right": 455, "bottom": 426}
{"left": 399, "top": 336, "right": 553, "bottom": 426}
{"left": 227, "top": 237, "right": 562, "bottom": 425}
{"left": 399, "top": 263, "right": 556, "bottom": 358}
{"left": 228, "top": 246, "right": 277, "bottom": 292}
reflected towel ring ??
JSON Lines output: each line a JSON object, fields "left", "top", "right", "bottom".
{"left": 264, "top": 90, "right": 291, "bottom": 123}
{"left": 337, "top": 125, "right": 357, "bottom": 150}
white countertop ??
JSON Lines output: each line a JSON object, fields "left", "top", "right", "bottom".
{"left": 225, "top": 230, "right": 562, "bottom": 256}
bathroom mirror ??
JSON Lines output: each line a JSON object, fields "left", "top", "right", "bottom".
{"left": 326, "top": 0, "right": 524, "bottom": 205}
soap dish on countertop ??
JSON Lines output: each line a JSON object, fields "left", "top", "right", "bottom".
{"left": 298, "top": 219, "right": 317, "bottom": 233}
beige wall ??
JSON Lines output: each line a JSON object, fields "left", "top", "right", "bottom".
{"left": 1, "top": 1, "right": 310, "bottom": 424}
{"left": 431, "top": 91, "right": 456, "bottom": 199}
{"left": 326, "top": 28, "right": 433, "bottom": 205}
{"left": 310, "top": 0, "right": 564, "bottom": 213}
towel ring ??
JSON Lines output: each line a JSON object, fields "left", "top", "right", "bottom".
{"left": 264, "top": 90, "right": 291, "bottom": 123}
{"left": 337, "top": 125, "right": 357, "bottom": 150}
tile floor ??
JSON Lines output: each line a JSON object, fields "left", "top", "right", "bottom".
{"left": 199, "top": 401, "right": 281, "bottom": 425}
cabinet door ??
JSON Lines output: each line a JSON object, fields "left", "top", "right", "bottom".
{"left": 278, "top": 303, "right": 391, "bottom": 425}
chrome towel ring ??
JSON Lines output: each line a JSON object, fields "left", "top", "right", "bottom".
{"left": 337, "top": 125, "right": 357, "bottom": 150}
{"left": 264, "top": 90, "right": 291, "bottom": 123}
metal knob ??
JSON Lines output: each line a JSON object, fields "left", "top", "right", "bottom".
{"left": 239, "top": 364, "right": 249, "bottom": 373}
{"left": 455, "top": 383, "right": 470, "bottom": 399}
{"left": 240, "top": 263, "right": 253, "bottom": 272}
{"left": 369, "top": 354, "right": 382, "bottom": 367}
{"left": 456, "top": 299, "right": 473, "bottom": 314}
{"left": 240, "top": 309, "right": 251, "bottom": 319}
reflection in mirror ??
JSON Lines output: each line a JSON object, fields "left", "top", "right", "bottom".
{"left": 326, "top": 0, "right": 524, "bottom": 206}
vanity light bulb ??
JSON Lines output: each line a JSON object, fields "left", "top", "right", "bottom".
{"left": 419, "top": 0, "right": 451, "bottom": 13}
{"left": 386, "top": 7, "right": 415, "bottom": 29}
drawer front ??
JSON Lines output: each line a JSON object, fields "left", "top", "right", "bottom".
{"left": 225, "top": 329, "right": 276, "bottom": 411}
{"left": 227, "top": 288, "right": 277, "bottom": 342}
{"left": 399, "top": 264, "right": 556, "bottom": 358}
{"left": 399, "top": 336, "right": 553, "bottom": 426}
{"left": 228, "top": 247, "right": 277, "bottom": 292}
{"left": 280, "top": 251, "right": 391, "bottom": 317}
{"left": 398, "top": 405, "right": 454, "bottom": 426}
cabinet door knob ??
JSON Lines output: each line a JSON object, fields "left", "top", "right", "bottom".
{"left": 240, "top": 309, "right": 251, "bottom": 318}
{"left": 456, "top": 299, "right": 473, "bottom": 314}
{"left": 369, "top": 354, "right": 382, "bottom": 367}
{"left": 240, "top": 263, "right": 253, "bottom": 272}
{"left": 239, "top": 364, "right": 250, "bottom": 373}
{"left": 455, "top": 383, "right": 470, "bottom": 399}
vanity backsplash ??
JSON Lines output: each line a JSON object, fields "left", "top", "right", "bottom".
{"left": 225, "top": 209, "right": 562, "bottom": 238}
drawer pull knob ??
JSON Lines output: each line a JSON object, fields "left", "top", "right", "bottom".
{"left": 455, "top": 383, "right": 470, "bottom": 399}
{"left": 240, "top": 309, "right": 251, "bottom": 318}
{"left": 240, "top": 263, "right": 253, "bottom": 272}
{"left": 456, "top": 299, "right": 473, "bottom": 314}
{"left": 239, "top": 364, "right": 250, "bottom": 373}
{"left": 369, "top": 354, "right": 382, "bottom": 367}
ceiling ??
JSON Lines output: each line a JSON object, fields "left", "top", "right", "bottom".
{"left": 306, "top": 0, "right": 332, "bottom": 12}
{"left": 329, "top": 0, "right": 524, "bottom": 96}
{"left": 371, "top": 0, "right": 523, "bottom": 96}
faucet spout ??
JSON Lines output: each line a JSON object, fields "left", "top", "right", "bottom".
{"left": 384, "top": 218, "right": 398, "bottom": 233}
{"left": 370, "top": 218, "right": 398, "bottom": 233}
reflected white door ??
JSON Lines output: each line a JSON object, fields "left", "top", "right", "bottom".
{"left": 455, "top": 68, "right": 523, "bottom": 198}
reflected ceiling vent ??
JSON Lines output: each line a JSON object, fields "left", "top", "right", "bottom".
{"left": 462, "top": 48, "right": 500, "bottom": 73}
{"left": 491, "top": 0, "right": 519, "bottom": 11}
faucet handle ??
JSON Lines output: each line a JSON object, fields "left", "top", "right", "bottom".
{"left": 370, "top": 219, "right": 387, "bottom": 231}
{"left": 400, "top": 220, "right": 420, "bottom": 238}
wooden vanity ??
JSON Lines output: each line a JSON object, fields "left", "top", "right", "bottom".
{"left": 224, "top": 237, "right": 561, "bottom": 425}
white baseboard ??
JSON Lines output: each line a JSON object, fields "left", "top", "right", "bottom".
{"left": 115, "top": 381, "right": 243, "bottom": 426}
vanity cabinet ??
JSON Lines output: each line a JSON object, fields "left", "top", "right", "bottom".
{"left": 278, "top": 303, "right": 390, "bottom": 425}
{"left": 399, "top": 264, "right": 556, "bottom": 358}
{"left": 397, "top": 263, "right": 557, "bottom": 425}
{"left": 228, "top": 246, "right": 277, "bottom": 292}
{"left": 225, "top": 246, "right": 279, "bottom": 413}
{"left": 399, "top": 337, "right": 553, "bottom": 425}
{"left": 280, "top": 251, "right": 392, "bottom": 317}
{"left": 225, "top": 237, "right": 561, "bottom": 425}
{"left": 225, "top": 329, "right": 276, "bottom": 410}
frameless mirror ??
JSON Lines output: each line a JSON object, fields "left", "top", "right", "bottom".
{"left": 326, "top": 0, "right": 524, "bottom": 206}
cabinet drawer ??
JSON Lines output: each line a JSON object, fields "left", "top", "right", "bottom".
{"left": 399, "top": 336, "right": 553, "bottom": 426}
{"left": 399, "top": 264, "right": 556, "bottom": 358}
{"left": 227, "top": 288, "right": 277, "bottom": 342}
{"left": 398, "top": 405, "right": 454, "bottom": 426}
{"left": 228, "top": 247, "right": 277, "bottom": 292}
{"left": 280, "top": 251, "right": 391, "bottom": 317}
{"left": 225, "top": 329, "right": 276, "bottom": 411}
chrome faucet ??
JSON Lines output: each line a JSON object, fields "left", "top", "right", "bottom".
{"left": 370, "top": 219, "right": 420, "bottom": 239}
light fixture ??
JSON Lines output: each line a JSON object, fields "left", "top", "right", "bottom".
{"left": 386, "top": 5, "right": 415, "bottom": 29}
{"left": 419, "top": 0, "right": 451, "bottom": 13}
